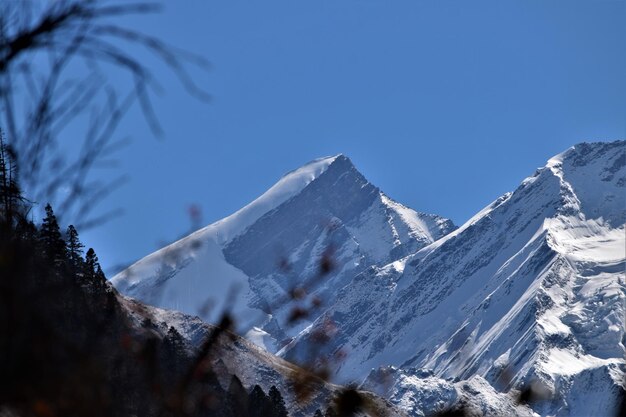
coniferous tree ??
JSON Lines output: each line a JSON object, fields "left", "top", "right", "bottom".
{"left": 269, "top": 386, "right": 289, "bottom": 417}
{"left": 16, "top": 216, "right": 37, "bottom": 242}
{"left": 66, "top": 225, "right": 84, "bottom": 271}
{"left": 166, "top": 326, "right": 187, "bottom": 355}
{"left": 0, "top": 130, "right": 25, "bottom": 231}
{"left": 85, "top": 248, "right": 97, "bottom": 276}
{"left": 0, "top": 135, "right": 33, "bottom": 241}
{"left": 84, "top": 247, "right": 106, "bottom": 286}
{"left": 159, "top": 326, "right": 188, "bottom": 383}
{"left": 95, "top": 263, "right": 106, "bottom": 282}
{"left": 227, "top": 375, "right": 249, "bottom": 417}
{"left": 39, "top": 203, "right": 66, "bottom": 267}
{"left": 248, "top": 385, "right": 271, "bottom": 417}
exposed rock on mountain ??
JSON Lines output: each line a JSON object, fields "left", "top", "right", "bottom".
{"left": 112, "top": 155, "right": 455, "bottom": 351}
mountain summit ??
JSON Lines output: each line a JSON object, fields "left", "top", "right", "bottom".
{"left": 112, "top": 154, "right": 455, "bottom": 349}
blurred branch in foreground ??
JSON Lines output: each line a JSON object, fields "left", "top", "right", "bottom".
{"left": 0, "top": 0, "right": 210, "bottom": 228}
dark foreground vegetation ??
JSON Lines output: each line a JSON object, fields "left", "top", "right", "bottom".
{"left": 0, "top": 2, "right": 376, "bottom": 412}
{"left": 0, "top": 139, "right": 300, "bottom": 417}
{"left": 0, "top": 129, "right": 377, "bottom": 417}
{"left": 0, "top": 127, "right": 388, "bottom": 417}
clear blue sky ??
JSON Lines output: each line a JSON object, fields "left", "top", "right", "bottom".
{"left": 75, "top": 0, "right": 625, "bottom": 274}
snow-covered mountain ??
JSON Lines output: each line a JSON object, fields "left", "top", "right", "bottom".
{"left": 114, "top": 141, "right": 625, "bottom": 416}
{"left": 282, "top": 141, "right": 625, "bottom": 416}
{"left": 112, "top": 154, "right": 455, "bottom": 351}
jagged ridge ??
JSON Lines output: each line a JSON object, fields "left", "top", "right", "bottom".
{"left": 282, "top": 141, "right": 625, "bottom": 416}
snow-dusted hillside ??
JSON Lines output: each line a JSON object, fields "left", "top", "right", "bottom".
{"left": 282, "top": 141, "right": 625, "bottom": 416}
{"left": 361, "top": 366, "right": 535, "bottom": 417}
{"left": 118, "top": 295, "right": 404, "bottom": 417}
{"left": 112, "top": 155, "right": 455, "bottom": 351}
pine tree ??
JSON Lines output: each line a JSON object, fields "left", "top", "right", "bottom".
{"left": 0, "top": 130, "right": 24, "bottom": 231}
{"left": 227, "top": 375, "right": 249, "bottom": 416}
{"left": 248, "top": 385, "right": 271, "bottom": 417}
{"left": 39, "top": 203, "right": 66, "bottom": 267}
{"left": 85, "top": 248, "right": 97, "bottom": 275}
{"left": 0, "top": 131, "right": 33, "bottom": 241}
{"left": 161, "top": 326, "right": 189, "bottom": 380}
{"left": 84, "top": 247, "right": 106, "bottom": 286}
{"left": 66, "top": 225, "right": 84, "bottom": 270}
{"left": 95, "top": 263, "right": 106, "bottom": 282}
{"left": 166, "top": 326, "right": 186, "bottom": 355}
{"left": 269, "top": 386, "right": 288, "bottom": 417}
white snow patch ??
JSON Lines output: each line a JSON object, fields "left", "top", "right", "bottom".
{"left": 541, "top": 348, "right": 618, "bottom": 376}
{"left": 245, "top": 326, "right": 272, "bottom": 350}
{"left": 545, "top": 216, "right": 625, "bottom": 263}
{"left": 111, "top": 155, "right": 340, "bottom": 341}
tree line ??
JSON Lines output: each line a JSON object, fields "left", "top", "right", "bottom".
{"left": 2, "top": 129, "right": 369, "bottom": 417}
{"left": 0, "top": 133, "right": 308, "bottom": 416}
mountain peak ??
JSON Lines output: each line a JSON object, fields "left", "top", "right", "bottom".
{"left": 207, "top": 154, "right": 345, "bottom": 244}
{"left": 547, "top": 140, "right": 623, "bottom": 168}
{"left": 545, "top": 140, "right": 625, "bottom": 226}
{"left": 282, "top": 153, "right": 357, "bottom": 185}
{"left": 281, "top": 154, "right": 343, "bottom": 177}
{"left": 112, "top": 152, "right": 455, "bottom": 343}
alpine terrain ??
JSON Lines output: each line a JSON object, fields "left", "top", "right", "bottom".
{"left": 113, "top": 141, "right": 625, "bottom": 416}
{"left": 112, "top": 155, "right": 456, "bottom": 351}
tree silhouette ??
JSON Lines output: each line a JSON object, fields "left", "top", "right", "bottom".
{"left": 0, "top": 130, "right": 25, "bottom": 230}
{"left": 0, "top": 2, "right": 399, "bottom": 415}
{"left": 39, "top": 203, "right": 66, "bottom": 268}
{"left": 248, "top": 385, "right": 272, "bottom": 417}
{"left": 227, "top": 375, "right": 249, "bottom": 416}
{"left": 66, "top": 224, "right": 84, "bottom": 270}
{"left": 84, "top": 247, "right": 106, "bottom": 286}
{"left": 0, "top": 1, "right": 210, "bottom": 228}
{"left": 269, "top": 385, "right": 289, "bottom": 417}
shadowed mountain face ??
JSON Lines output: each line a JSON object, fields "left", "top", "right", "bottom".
{"left": 224, "top": 155, "right": 380, "bottom": 277}
{"left": 112, "top": 155, "right": 455, "bottom": 350}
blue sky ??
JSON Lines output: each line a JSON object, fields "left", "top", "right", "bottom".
{"left": 74, "top": 0, "right": 625, "bottom": 273}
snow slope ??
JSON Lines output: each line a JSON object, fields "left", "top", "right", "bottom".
{"left": 112, "top": 156, "right": 339, "bottom": 330}
{"left": 282, "top": 141, "right": 626, "bottom": 416}
{"left": 112, "top": 155, "right": 455, "bottom": 350}
{"left": 361, "top": 366, "right": 535, "bottom": 417}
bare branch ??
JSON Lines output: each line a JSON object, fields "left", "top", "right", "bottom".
{"left": 0, "top": 0, "right": 210, "bottom": 225}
